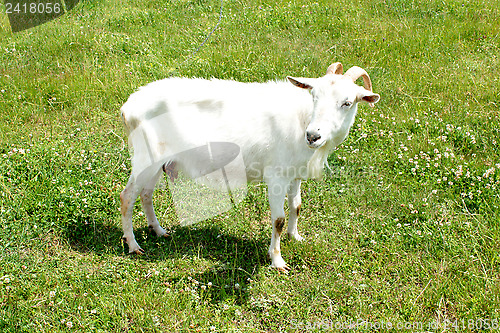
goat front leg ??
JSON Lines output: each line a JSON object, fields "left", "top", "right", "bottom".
{"left": 120, "top": 177, "right": 144, "bottom": 254}
{"left": 287, "top": 179, "right": 304, "bottom": 241}
{"left": 267, "top": 180, "right": 290, "bottom": 272}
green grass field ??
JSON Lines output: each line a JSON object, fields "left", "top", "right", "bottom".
{"left": 1, "top": 0, "right": 499, "bottom": 331}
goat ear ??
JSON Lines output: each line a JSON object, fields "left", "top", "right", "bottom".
{"left": 358, "top": 88, "right": 380, "bottom": 108}
{"left": 287, "top": 76, "right": 314, "bottom": 90}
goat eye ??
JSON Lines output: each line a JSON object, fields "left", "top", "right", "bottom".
{"left": 342, "top": 101, "right": 352, "bottom": 108}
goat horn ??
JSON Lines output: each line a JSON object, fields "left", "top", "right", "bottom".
{"left": 326, "top": 62, "right": 343, "bottom": 75}
{"left": 344, "top": 66, "right": 373, "bottom": 92}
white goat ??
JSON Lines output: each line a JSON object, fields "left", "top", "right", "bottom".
{"left": 120, "top": 62, "right": 380, "bottom": 272}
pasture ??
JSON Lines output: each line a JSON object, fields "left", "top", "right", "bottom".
{"left": 0, "top": 0, "right": 499, "bottom": 331}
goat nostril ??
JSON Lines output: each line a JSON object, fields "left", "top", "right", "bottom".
{"left": 306, "top": 131, "right": 321, "bottom": 144}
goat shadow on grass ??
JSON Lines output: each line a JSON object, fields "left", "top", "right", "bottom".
{"left": 63, "top": 217, "right": 270, "bottom": 305}
{"left": 140, "top": 224, "right": 269, "bottom": 305}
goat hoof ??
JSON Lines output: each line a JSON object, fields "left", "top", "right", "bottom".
{"left": 149, "top": 226, "right": 168, "bottom": 238}
{"left": 275, "top": 265, "right": 291, "bottom": 274}
{"left": 270, "top": 257, "right": 291, "bottom": 273}
{"left": 132, "top": 248, "right": 145, "bottom": 255}
{"left": 155, "top": 229, "right": 169, "bottom": 238}
{"left": 288, "top": 232, "right": 304, "bottom": 242}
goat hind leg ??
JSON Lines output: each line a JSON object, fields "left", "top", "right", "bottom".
{"left": 140, "top": 169, "right": 168, "bottom": 237}
{"left": 120, "top": 177, "right": 144, "bottom": 254}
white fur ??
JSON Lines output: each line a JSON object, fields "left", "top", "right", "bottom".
{"left": 120, "top": 64, "right": 380, "bottom": 271}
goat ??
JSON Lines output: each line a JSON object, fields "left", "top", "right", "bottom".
{"left": 120, "top": 62, "right": 380, "bottom": 272}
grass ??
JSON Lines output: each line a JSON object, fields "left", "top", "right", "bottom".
{"left": 0, "top": 0, "right": 499, "bottom": 331}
